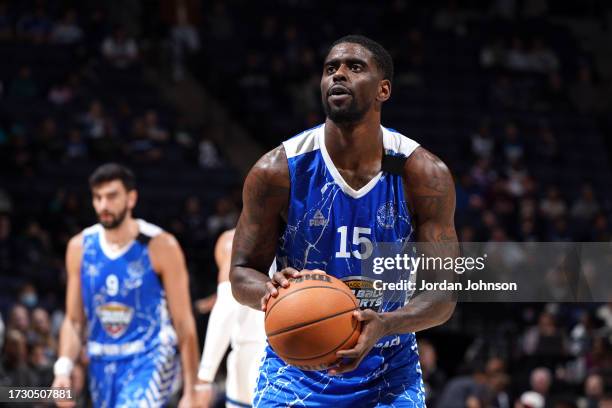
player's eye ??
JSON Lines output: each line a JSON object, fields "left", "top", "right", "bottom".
{"left": 325, "top": 65, "right": 336, "bottom": 74}
{"left": 350, "top": 64, "right": 363, "bottom": 72}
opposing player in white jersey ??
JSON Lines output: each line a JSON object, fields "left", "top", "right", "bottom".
{"left": 52, "top": 163, "right": 207, "bottom": 407}
{"left": 197, "top": 229, "right": 266, "bottom": 407}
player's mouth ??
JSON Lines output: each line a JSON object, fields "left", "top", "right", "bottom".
{"left": 328, "top": 85, "right": 352, "bottom": 103}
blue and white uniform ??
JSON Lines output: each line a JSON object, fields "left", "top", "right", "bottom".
{"left": 81, "top": 219, "right": 180, "bottom": 408}
{"left": 254, "top": 124, "right": 426, "bottom": 407}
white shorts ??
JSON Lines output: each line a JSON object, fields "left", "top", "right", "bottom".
{"left": 225, "top": 342, "right": 265, "bottom": 407}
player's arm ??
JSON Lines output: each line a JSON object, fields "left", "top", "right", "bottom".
{"left": 52, "top": 234, "right": 85, "bottom": 405}
{"left": 197, "top": 230, "right": 239, "bottom": 386}
{"left": 381, "top": 146, "right": 458, "bottom": 332}
{"left": 230, "top": 146, "right": 296, "bottom": 311}
{"left": 149, "top": 233, "right": 201, "bottom": 405}
{"left": 331, "top": 147, "right": 458, "bottom": 375}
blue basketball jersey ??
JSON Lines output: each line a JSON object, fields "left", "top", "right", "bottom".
{"left": 80, "top": 219, "right": 178, "bottom": 361}
{"left": 255, "top": 124, "right": 425, "bottom": 406}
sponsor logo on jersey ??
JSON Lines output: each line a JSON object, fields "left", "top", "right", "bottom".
{"left": 376, "top": 202, "right": 397, "bottom": 229}
{"left": 309, "top": 209, "right": 328, "bottom": 227}
{"left": 342, "top": 276, "right": 383, "bottom": 311}
{"left": 96, "top": 302, "right": 134, "bottom": 338}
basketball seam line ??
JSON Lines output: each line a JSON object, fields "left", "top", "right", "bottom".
{"left": 267, "top": 306, "right": 357, "bottom": 337}
{"left": 278, "top": 316, "right": 360, "bottom": 362}
{"left": 265, "top": 285, "right": 357, "bottom": 321}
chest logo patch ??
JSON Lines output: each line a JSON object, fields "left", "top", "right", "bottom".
{"left": 96, "top": 302, "right": 134, "bottom": 338}
{"left": 377, "top": 202, "right": 397, "bottom": 229}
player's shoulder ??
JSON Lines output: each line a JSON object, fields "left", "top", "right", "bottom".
{"left": 382, "top": 126, "right": 420, "bottom": 158}
{"left": 282, "top": 124, "right": 323, "bottom": 159}
{"left": 217, "top": 228, "right": 235, "bottom": 247}
{"left": 67, "top": 232, "right": 84, "bottom": 253}
{"left": 403, "top": 145, "right": 453, "bottom": 189}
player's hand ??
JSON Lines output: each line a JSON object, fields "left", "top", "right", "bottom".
{"left": 260, "top": 267, "right": 301, "bottom": 311}
{"left": 328, "top": 309, "right": 387, "bottom": 375}
{"left": 52, "top": 375, "right": 75, "bottom": 407}
{"left": 179, "top": 388, "right": 208, "bottom": 408}
{"left": 193, "top": 386, "right": 214, "bottom": 408}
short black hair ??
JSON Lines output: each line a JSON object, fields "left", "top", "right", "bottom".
{"left": 89, "top": 163, "right": 136, "bottom": 191}
{"left": 328, "top": 35, "right": 394, "bottom": 83}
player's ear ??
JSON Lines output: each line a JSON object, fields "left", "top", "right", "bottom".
{"left": 377, "top": 79, "right": 391, "bottom": 102}
{"left": 127, "top": 189, "right": 138, "bottom": 209}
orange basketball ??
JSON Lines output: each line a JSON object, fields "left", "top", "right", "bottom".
{"left": 264, "top": 270, "right": 361, "bottom": 371}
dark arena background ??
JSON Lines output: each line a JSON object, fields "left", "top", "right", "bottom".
{"left": 1, "top": 1, "right": 612, "bottom": 407}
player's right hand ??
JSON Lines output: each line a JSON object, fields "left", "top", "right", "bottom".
{"left": 52, "top": 375, "right": 75, "bottom": 407}
{"left": 261, "top": 267, "right": 301, "bottom": 311}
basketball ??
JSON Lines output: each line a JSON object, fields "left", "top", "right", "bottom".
{"left": 264, "top": 270, "right": 361, "bottom": 371}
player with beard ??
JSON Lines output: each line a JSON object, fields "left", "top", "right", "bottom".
{"left": 52, "top": 163, "right": 207, "bottom": 407}
{"left": 230, "top": 35, "right": 458, "bottom": 406}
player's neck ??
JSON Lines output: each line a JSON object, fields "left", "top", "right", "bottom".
{"left": 324, "top": 116, "right": 382, "bottom": 170}
{"left": 103, "top": 217, "right": 138, "bottom": 247}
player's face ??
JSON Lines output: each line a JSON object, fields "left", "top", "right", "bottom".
{"left": 321, "top": 43, "right": 387, "bottom": 124}
{"left": 91, "top": 180, "right": 137, "bottom": 229}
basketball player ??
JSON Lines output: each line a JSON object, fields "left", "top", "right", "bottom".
{"left": 51, "top": 163, "right": 206, "bottom": 407}
{"left": 197, "top": 228, "right": 266, "bottom": 407}
{"left": 230, "top": 35, "right": 458, "bottom": 406}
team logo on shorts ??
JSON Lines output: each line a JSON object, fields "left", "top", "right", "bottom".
{"left": 376, "top": 202, "right": 396, "bottom": 229}
{"left": 96, "top": 302, "right": 134, "bottom": 338}
{"left": 342, "top": 276, "right": 383, "bottom": 311}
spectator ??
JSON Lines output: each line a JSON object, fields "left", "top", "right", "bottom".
{"left": 570, "top": 184, "right": 600, "bottom": 222}
{"left": 101, "top": 25, "right": 139, "bottom": 69}
{"left": 65, "top": 127, "right": 88, "bottom": 160}
{"left": 540, "top": 187, "right": 567, "bottom": 220}
{"left": 50, "top": 9, "right": 83, "bottom": 44}
{"left": 523, "top": 313, "right": 567, "bottom": 357}
{"left": 0, "top": 330, "right": 36, "bottom": 386}
{"left": 29, "top": 343, "right": 53, "bottom": 386}
{"left": 419, "top": 340, "right": 446, "bottom": 407}
{"left": 81, "top": 100, "right": 106, "bottom": 139}
{"left": 126, "top": 117, "right": 162, "bottom": 162}
{"left": 198, "top": 137, "right": 222, "bottom": 168}
{"left": 530, "top": 367, "right": 552, "bottom": 401}
{"left": 517, "top": 391, "right": 545, "bottom": 408}
{"left": 18, "top": 283, "right": 39, "bottom": 309}
{"left": 505, "top": 37, "right": 531, "bottom": 71}
{"left": 162, "top": 0, "right": 202, "bottom": 81}
{"left": 590, "top": 214, "right": 610, "bottom": 241}
{"left": 502, "top": 122, "right": 525, "bottom": 162}
{"left": 48, "top": 77, "right": 76, "bottom": 106}
{"left": 528, "top": 38, "right": 559, "bottom": 73}
{"left": 490, "top": 74, "right": 516, "bottom": 108}
{"left": 144, "top": 110, "right": 170, "bottom": 143}
{"left": 16, "top": 5, "right": 51, "bottom": 43}
{"left": 7, "top": 304, "right": 30, "bottom": 336}
{"left": 436, "top": 364, "right": 491, "bottom": 408}
{"left": 576, "top": 374, "right": 603, "bottom": 408}
{"left": 0, "top": 213, "right": 14, "bottom": 275}
{"left": 206, "top": 196, "right": 238, "bottom": 239}
{"left": 8, "top": 65, "right": 39, "bottom": 100}
{"left": 533, "top": 122, "right": 559, "bottom": 164}
{"left": 31, "top": 307, "right": 56, "bottom": 361}
{"left": 480, "top": 38, "right": 505, "bottom": 69}
{"left": 182, "top": 195, "right": 207, "bottom": 248}
{"left": 471, "top": 120, "right": 495, "bottom": 160}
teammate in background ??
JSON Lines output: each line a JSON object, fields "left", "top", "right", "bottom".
{"left": 52, "top": 163, "right": 206, "bottom": 407}
{"left": 196, "top": 229, "right": 266, "bottom": 407}
{"left": 231, "top": 35, "right": 458, "bottom": 406}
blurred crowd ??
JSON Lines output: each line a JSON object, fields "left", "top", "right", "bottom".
{"left": 0, "top": 0, "right": 612, "bottom": 407}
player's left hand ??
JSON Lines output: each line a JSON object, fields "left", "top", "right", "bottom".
{"left": 328, "top": 309, "right": 388, "bottom": 375}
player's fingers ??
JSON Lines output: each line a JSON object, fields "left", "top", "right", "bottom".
{"left": 272, "top": 272, "right": 291, "bottom": 288}
{"left": 328, "top": 356, "right": 363, "bottom": 375}
{"left": 260, "top": 293, "right": 270, "bottom": 311}
{"left": 354, "top": 309, "right": 376, "bottom": 321}
{"left": 281, "top": 267, "right": 300, "bottom": 277}
{"left": 265, "top": 281, "right": 279, "bottom": 297}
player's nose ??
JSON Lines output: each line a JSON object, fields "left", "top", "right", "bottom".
{"left": 332, "top": 64, "right": 348, "bottom": 82}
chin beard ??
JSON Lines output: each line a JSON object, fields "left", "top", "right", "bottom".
{"left": 98, "top": 207, "right": 128, "bottom": 230}
{"left": 322, "top": 98, "right": 369, "bottom": 124}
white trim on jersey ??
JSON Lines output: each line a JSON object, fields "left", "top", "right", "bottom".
{"left": 84, "top": 219, "right": 164, "bottom": 260}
